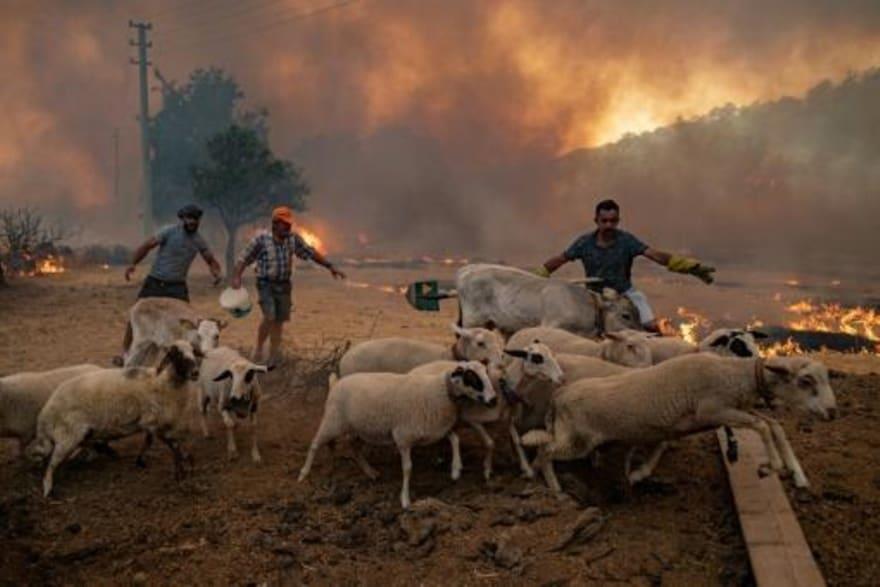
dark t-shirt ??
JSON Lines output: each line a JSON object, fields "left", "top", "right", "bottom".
{"left": 563, "top": 229, "right": 648, "bottom": 293}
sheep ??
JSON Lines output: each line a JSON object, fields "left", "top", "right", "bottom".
{"left": 197, "top": 347, "right": 271, "bottom": 463}
{"left": 624, "top": 327, "right": 769, "bottom": 462}
{"left": 0, "top": 364, "right": 102, "bottom": 454}
{"left": 30, "top": 341, "right": 201, "bottom": 497}
{"left": 622, "top": 328, "right": 768, "bottom": 364}
{"left": 298, "top": 361, "right": 497, "bottom": 509}
{"left": 409, "top": 341, "right": 565, "bottom": 480}
{"left": 337, "top": 324, "right": 504, "bottom": 377}
{"left": 522, "top": 354, "right": 837, "bottom": 494}
{"left": 506, "top": 326, "right": 652, "bottom": 367}
{"left": 123, "top": 297, "right": 226, "bottom": 367}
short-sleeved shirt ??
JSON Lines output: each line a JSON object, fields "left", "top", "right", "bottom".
{"left": 148, "top": 224, "right": 210, "bottom": 283}
{"left": 238, "top": 231, "right": 315, "bottom": 282}
{"left": 563, "top": 229, "right": 648, "bottom": 293}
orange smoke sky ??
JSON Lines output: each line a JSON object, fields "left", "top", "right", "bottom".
{"left": 1, "top": 0, "right": 879, "bottom": 244}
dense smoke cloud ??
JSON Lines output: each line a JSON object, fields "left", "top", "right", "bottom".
{"left": 1, "top": 0, "right": 878, "bottom": 262}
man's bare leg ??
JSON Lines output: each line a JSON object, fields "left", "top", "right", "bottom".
{"left": 254, "top": 318, "right": 272, "bottom": 363}
{"left": 267, "top": 321, "right": 284, "bottom": 365}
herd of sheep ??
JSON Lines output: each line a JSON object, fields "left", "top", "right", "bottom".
{"left": 0, "top": 269, "right": 838, "bottom": 511}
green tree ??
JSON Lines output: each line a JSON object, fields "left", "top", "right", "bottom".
{"left": 150, "top": 67, "right": 268, "bottom": 223}
{"left": 191, "top": 125, "right": 309, "bottom": 272}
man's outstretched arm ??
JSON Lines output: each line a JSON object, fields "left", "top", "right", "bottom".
{"left": 200, "top": 249, "right": 223, "bottom": 284}
{"left": 125, "top": 237, "right": 160, "bottom": 281}
{"left": 535, "top": 254, "right": 569, "bottom": 277}
{"left": 644, "top": 247, "right": 715, "bottom": 284}
{"left": 311, "top": 250, "right": 346, "bottom": 279}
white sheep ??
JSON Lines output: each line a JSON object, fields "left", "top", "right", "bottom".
{"left": 0, "top": 364, "right": 102, "bottom": 454}
{"left": 124, "top": 297, "right": 226, "bottom": 367}
{"left": 298, "top": 361, "right": 497, "bottom": 509}
{"left": 408, "top": 341, "right": 566, "bottom": 480}
{"left": 523, "top": 354, "right": 837, "bottom": 493}
{"left": 506, "top": 326, "right": 652, "bottom": 367}
{"left": 30, "top": 341, "right": 201, "bottom": 497}
{"left": 337, "top": 324, "right": 504, "bottom": 377}
{"left": 623, "top": 328, "right": 767, "bottom": 364}
{"left": 624, "top": 327, "right": 768, "bottom": 464}
{"left": 197, "top": 346, "right": 271, "bottom": 463}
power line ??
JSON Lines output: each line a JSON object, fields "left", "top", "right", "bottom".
{"left": 154, "top": 0, "right": 297, "bottom": 37}
{"left": 156, "top": 0, "right": 358, "bottom": 55}
{"left": 138, "top": 0, "right": 240, "bottom": 23}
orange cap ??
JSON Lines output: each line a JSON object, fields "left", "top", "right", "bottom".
{"left": 272, "top": 206, "right": 295, "bottom": 226}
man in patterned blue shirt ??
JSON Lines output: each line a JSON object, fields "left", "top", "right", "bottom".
{"left": 535, "top": 199, "right": 715, "bottom": 333}
{"left": 230, "top": 206, "right": 345, "bottom": 363}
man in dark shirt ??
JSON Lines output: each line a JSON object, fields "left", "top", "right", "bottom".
{"left": 115, "top": 204, "right": 223, "bottom": 365}
{"left": 535, "top": 199, "right": 715, "bottom": 333}
{"left": 124, "top": 203, "right": 222, "bottom": 300}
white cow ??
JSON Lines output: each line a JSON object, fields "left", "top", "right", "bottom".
{"left": 123, "top": 298, "right": 226, "bottom": 367}
{"left": 455, "top": 264, "right": 641, "bottom": 338}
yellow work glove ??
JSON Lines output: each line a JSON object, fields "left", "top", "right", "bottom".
{"left": 533, "top": 266, "right": 551, "bottom": 278}
{"left": 667, "top": 255, "right": 715, "bottom": 284}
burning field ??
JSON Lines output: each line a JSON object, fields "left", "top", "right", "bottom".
{"left": 1, "top": 264, "right": 880, "bottom": 585}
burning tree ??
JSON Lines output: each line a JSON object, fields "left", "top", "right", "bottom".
{"left": 191, "top": 124, "right": 309, "bottom": 271}
{"left": 0, "top": 207, "right": 70, "bottom": 280}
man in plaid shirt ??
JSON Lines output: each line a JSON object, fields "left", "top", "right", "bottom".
{"left": 230, "top": 206, "right": 345, "bottom": 363}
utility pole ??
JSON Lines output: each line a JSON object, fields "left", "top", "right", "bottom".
{"left": 129, "top": 21, "right": 153, "bottom": 238}
{"left": 112, "top": 128, "right": 120, "bottom": 207}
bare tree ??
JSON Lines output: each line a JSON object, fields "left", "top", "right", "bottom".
{"left": 0, "top": 207, "right": 72, "bottom": 277}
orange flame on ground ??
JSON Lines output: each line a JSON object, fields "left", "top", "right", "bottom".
{"left": 20, "top": 255, "right": 66, "bottom": 277}
{"left": 786, "top": 299, "right": 879, "bottom": 342}
{"left": 675, "top": 306, "right": 712, "bottom": 345}
{"left": 761, "top": 338, "right": 805, "bottom": 357}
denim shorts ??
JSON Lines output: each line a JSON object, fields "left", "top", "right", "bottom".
{"left": 257, "top": 279, "right": 292, "bottom": 322}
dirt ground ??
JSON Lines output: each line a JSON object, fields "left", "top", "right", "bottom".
{"left": 1, "top": 266, "right": 878, "bottom": 586}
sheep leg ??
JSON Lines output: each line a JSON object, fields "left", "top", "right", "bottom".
{"left": 349, "top": 438, "right": 379, "bottom": 480}
{"left": 298, "top": 419, "right": 340, "bottom": 482}
{"left": 135, "top": 433, "right": 153, "bottom": 468}
{"left": 447, "top": 431, "right": 462, "bottom": 481}
{"left": 711, "top": 409, "right": 784, "bottom": 472}
{"left": 398, "top": 444, "right": 413, "bottom": 509}
{"left": 220, "top": 410, "right": 238, "bottom": 461}
{"left": 761, "top": 415, "right": 808, "bottom": 488}
{"left": 628, "top": 442, "right": 669, "bottom": 485}
{"left": 249, "top": 411, "right": 261, "bottom": 464}
{"left": 624, "top": 447, "right": 636, "bottom": 480}
{"left": 42, "top": 431, "right": 84, "bottom": 498}
{"left": 465, "top": 420, "right": 494, "bottom": 481}
{"left": 159, "top": 435, "right": 191, "bottom": 481}
{"left": 198, "top": 393, "right": 211, "bottom": 438}
{"left": 723, "top": 426, "right": 739, "bottom": 463}
{"left": 533, "top": 447, "right": 563, "bottom": 494}
{"left": 509, "top": 422, "right": 535, "bottom": 479}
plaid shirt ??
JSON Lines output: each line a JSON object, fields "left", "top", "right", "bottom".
{"left": 239, "top": 231, "right": 316, "bottom": 282}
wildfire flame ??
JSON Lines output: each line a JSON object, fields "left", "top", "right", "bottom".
{"left": 297, "top": 228, "right": 325, "bottom": 254}
{"left": 21, "top": 255, "right": 66, "bottom": 277}
{"left": 761, "top": 337, "right": 805, "bottom": 357}
{"left": 786, "top": 299, "right": 879, "bottom": 342}
{"left": 674, "top": 306, "right": 711, "bottom": 345}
